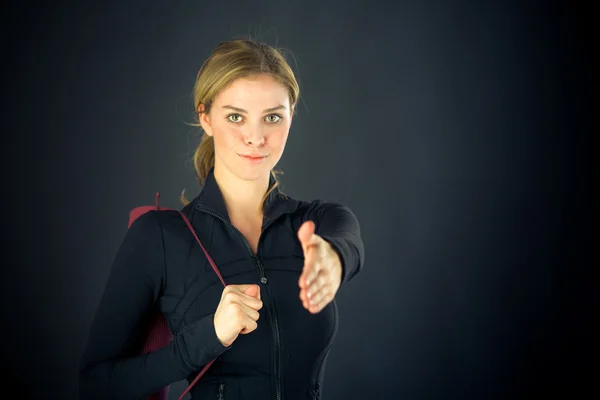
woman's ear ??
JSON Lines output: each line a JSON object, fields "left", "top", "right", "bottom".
{"left": 198, "top": 104, "right": 213, "bottom": 137}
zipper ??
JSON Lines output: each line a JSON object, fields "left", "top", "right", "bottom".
{"left": 197, "top": 207, "right": 283, "bottom": 400}
{"left": 198, "top": 207, "right": 268, "bottom": 283}
{"left": 254, "top": 254, "right": 282, "bottom": 400}
{"left": 313, "top": 301, "right": 338, "bottom": 400}
{"left": 253, "top": 254, "right": 268, "bottom": 284}
{"left": 217, "top": 382, "right": 225, "bottom": 400}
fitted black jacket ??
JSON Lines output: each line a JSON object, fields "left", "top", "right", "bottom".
{"left": 79, "top": 169, "right": 365, "bottom": 400}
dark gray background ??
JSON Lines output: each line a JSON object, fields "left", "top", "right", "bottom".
{"left": 2, "top": 0, "right": 593, "bottom": 399}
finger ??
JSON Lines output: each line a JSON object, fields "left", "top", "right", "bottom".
{"left": 299, "top": 289, "right": 307, "bottom": 306}
{"left": 241, "top": 284, "right": 260, "bottom": 299}
{"left": 299, "top": 248, "right": 322, "bottom": 289}
{"left": 303, "top": 289, "right": 323, "bottom": 311}
{"left": 309, "top": 292, "right": 333, "bottom": 314}
{"left": 233, "top": 301, "right": 261, "bottom": 321}
{"left": 227, "top": 283, "right": 256, "bottom": 293}
{"left": 306, "top": 269, "right": 329, "bottom": 299}
{"left": 238, "top": 293, "right": 263, "bottom": 311}
{"left": 301, "top": 287, "right": 325, "bottom": 309}
{"left": 297, "top": 220, "right": 316, "bottom": 252}
{"left": 299, "top": 285, "right": 312, "bottom": 307}
{"left": 240, "top": 318, "right": 258, "bottom": 334}
{"left": 225, "top": 284, "right": 259, "bottom": 298}
{"left": 224, "top": 290, "right": 263, "bottom": 310}
{"left": 308, "top": 288, "right": 328, "bottom": 307}
{"left": 298, "top": 221, "right": 323, "bottom": 259}
{"left": 301, "top": 293, "right": 311, "bottom": 311}
{"left": 301, "top": 268, "right": 332, "bottom": 311}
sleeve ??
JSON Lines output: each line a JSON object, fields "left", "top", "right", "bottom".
{"left": 78, "top": 211, "right": 229, "bottom": 399}
{"left": 306, "top": 201, "right": 365, "bottom": 283}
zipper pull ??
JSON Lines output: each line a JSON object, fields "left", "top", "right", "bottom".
{"left": 253, "top": 254, "right": 268, "bottom": 284}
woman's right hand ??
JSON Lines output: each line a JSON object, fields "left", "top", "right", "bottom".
{"left": 213, "top": 284, "right": 263, "bottom": 347}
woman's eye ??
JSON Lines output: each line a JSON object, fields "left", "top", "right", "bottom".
{"left": 228, "top": 114, "right": 242, "bottom": 123}
{"left": 266, "top": 114, "right": 282, "bottom": 123}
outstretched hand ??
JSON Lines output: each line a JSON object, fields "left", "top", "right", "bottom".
{"left": 297, "top": 220, "right": 342, "bottom": 314}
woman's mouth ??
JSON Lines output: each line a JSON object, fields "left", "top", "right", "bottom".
{"left": 238, "top": 154, "right": 268, "bottom": 164}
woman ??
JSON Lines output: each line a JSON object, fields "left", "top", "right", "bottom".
{"left": 79, "top": 39, "right": 365, "bottom": 400}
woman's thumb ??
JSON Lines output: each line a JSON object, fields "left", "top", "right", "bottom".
{"left": 242, "top": 284, "right": 260, "bottom": 299}
{"left": 297, "top": 220, "right": 316, "bottom": 246}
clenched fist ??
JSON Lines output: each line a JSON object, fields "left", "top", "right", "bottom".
{"left": 213, "top": 284, "right": 263, "bottom": 347}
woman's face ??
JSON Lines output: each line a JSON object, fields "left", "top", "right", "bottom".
{"left": 199, "top": 73, "right": 293, "bottom": 183}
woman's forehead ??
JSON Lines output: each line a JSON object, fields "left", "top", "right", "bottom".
{"left": 214, "top": 75, "right": 290, "bottom": 108}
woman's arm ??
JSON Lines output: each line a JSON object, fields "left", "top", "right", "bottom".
{"left": 78, "top": 211, "right": 228, "bottom": 399}
{"left": 306, "top": 201, "right": 365, "bottom": 283}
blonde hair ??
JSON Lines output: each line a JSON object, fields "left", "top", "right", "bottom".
{"left": 181, "top": 39, "right": 300, "bottom": 206}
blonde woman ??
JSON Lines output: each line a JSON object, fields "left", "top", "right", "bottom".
{"left": 79, "top": 39, "right": 365, "bottom": 400}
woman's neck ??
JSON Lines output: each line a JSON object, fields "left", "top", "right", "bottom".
{"left": 213, "top": 164, "right": 270, "bottom": 220}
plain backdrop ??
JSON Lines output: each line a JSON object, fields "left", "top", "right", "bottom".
{"left": 1, "top": 1, "right": 594, "bottom": 399}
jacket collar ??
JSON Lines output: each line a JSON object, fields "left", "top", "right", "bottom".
{"left": 193, "top": 168, "right": 299, "bottom": 230}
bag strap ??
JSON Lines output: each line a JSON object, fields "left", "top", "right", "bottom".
{"left": 177, "top": 210, "right": 226, "bottom": 288}
{"left": 153, "top": 192, "right": 226, "bottom": 288}
{"left": 176, "top": 210, "right": 225, "bottom": 400}
{"left": 154, "top": 192, "right": 225, "bottom": 399}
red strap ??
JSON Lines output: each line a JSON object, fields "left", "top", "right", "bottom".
{"left": 178, "top": 359, "right": 217, "bottom": 400}
{"left": 152, "top": 193, "right": 226, "bottom": 399}
{"left": 177, "top": 211, "right": 226, "bottom": 288}
{"left": 176, "top": 211, "right": 225, "bottom": 399}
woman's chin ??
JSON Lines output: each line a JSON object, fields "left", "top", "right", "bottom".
{"left": 234, "top": 164, "right": 273, "bottom": 182}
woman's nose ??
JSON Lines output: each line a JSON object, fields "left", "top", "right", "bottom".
{"left": 243, "top": 126, "right": 266, "bottom": 146}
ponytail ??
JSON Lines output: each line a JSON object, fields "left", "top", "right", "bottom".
{"left": 194, "top": 134, "right": 216, "bottom": 186}
{"left": 180, "top": 133, "right": 215, "bottom": 206}
{"left": 181, "top": 38, "right": 297, "bottom": 207}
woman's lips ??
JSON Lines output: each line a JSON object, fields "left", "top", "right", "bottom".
{"left": 238, "top": 154, "right": 268, "bottom": 164}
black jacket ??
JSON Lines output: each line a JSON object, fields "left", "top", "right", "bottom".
{"left": 79, "top": 169, "right": 365, "bottom": 400}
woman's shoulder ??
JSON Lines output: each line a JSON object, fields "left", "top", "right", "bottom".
{"left": 126, "top": 201, "right": 195, "bottom": 238}
{"left": 125, "top": 208, "right": 203, "bottom": 261}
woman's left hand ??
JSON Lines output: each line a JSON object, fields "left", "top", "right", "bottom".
{"left": 297, "top": 220, "right": 343, "bottom": 314}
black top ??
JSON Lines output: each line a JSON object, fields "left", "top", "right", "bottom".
{"left": 79, "top": 169, "right": 365, "bottom": 400}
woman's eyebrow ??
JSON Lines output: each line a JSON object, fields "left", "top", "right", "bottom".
{"left": 222, "top": 105, "right": 286, "bottom": 113}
